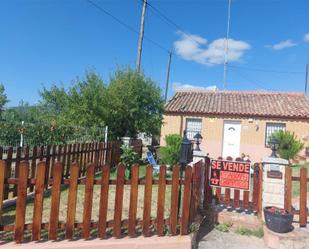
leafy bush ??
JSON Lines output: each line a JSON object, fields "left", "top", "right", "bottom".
{"left": 271, "top": 130, "right": 304, "bottom": 160}
{"left": 215, "top": 222, "right": 232, "bottom": 233}
{"left": 120, "top": 144, "right": 139, "bottom": 179}
{"left": 160, "top": 134, "right": 182, "bottom": 166}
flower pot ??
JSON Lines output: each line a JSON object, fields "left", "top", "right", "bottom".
{"left": 264, "top": 206, "right": 294, "bottom": 233}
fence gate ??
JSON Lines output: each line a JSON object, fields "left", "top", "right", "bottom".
{"left": 203, "top": 156, "right": 263, "bottom": 215}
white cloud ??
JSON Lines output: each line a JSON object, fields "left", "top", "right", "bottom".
{"left": 174, "top": 32, "right": 251, "bottom": 65}
{"left": 304, "top": 34, "right": 309, "bottom": 42}
{"left": 172, "top": 82, "right": 218, "bottom": 92}
{"left": 270, "top": 40, "right": 297, "bottom": 50}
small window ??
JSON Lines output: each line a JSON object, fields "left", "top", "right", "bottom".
{"left": 265, "top": 123, "right": 286, "bottom": 146}
{"left": 186, "top": 118, "right": 202, "bottom": 140}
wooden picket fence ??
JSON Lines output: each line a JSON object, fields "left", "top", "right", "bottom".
{"left": 203, "top": 156, "right": 263, "bottom": 214}
{"left": 0, "top": 140, "right": 143, "bottom": 201}
{"left": 285, "top": 166, "right": 308, "bottom": 227}
{"left": 0, "top": 159, "right": 204, "bottom": 243}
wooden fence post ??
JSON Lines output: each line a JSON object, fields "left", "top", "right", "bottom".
{"left": 142, "top": 165, "right": 153, "bottom": 237}
{"left": 128, "top": 164, "right": 139, "bottom": 237}
{"left": 98, "top": 164, "right": 110, "bottom": 238}
{"left": 32, "top": 161, "right": 46, "bottom": 241}
{"left": 65, "top": 163, "right": 80, "bottom": 240}
{"left": 0, "top": 160, "right": 6, "bottom": 222}
{"left": 4, "top": 147, "right": 13, "bottom": 199}
{"left": 170, "top": 165, "right": 180, "bottom": 235}
{"left": 284, "top": 166, "right": 292, "bottom": 213}
{"left": 113, "top": 164, "right": 125, "bottom": 238}
{"left": 181, "top": 166, "right": 192, "bottom": 235}
{"left": 299, "top": 167, "right": 308, "bottom": 227}
{"left": 48, "top": 162, "right": 63, "bottom": 240}
{"left": 156, "top": 165, "right": 166, "bottom": 236}
{"left": 203, "top": 157, "right": 212, "bottom": 208}
{"left": 14, "top": 161, "right": 29, "bottom": 243}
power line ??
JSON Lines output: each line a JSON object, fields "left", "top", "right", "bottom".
{"left": 227, "top": 64, "right": 304, "bottom": 74}
{"left": 86, "top": 0, "right": 170, "bottom": 54}
{"left": 229, "top": 67, "right": 271, "bottom": 90}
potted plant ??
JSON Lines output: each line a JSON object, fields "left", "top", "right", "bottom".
{"left": 264, "top": 206, "right": 294, "bottom": 233}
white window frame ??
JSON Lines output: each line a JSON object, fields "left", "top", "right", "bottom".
{"left": 185, "top": 118, "right": 202, "bottom": 140}
{"left": 265, "top": 122, "right": 286, "bottom": 146}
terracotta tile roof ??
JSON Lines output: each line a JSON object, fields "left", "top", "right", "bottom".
{"left": 165, "top": 90, "right": 309, "bottom": 119}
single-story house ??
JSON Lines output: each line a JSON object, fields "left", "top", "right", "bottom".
{"left": 160, "top": 90, "right": 309, "bottom": 162}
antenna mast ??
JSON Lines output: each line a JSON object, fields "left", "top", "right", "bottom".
{"left": 223, "top": 0, "right": 232, "bottom": 89}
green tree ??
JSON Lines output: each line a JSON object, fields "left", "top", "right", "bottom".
{"left": 0, "top": 84, "right": 8, "bottom": 114}
{"left": 271, "top": 130, "right": 304, "bottom": 160}
{"left": 159, "top": 134, "right": 182, "bottom": 166}
{"left": 106, "top": 67, "right": 164, "bottom": 139}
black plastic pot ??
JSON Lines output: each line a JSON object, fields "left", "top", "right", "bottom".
{"left": 264, "top": 206, "right": 294, "bottom": 233}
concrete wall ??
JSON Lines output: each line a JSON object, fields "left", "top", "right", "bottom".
{"left": 160, "top": 114, "right": 309, "bottom": 162}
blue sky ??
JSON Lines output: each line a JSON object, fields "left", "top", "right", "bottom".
{"left": 1, "top": 0, "right": 309, "bottom": 106}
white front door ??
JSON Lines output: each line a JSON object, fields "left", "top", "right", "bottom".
{"left": 222, "top": 121, "right": 241, "bottom": 158}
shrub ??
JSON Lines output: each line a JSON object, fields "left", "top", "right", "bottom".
{"left": 159, "top": 134, "right": 182, "bottom": 166}
{"left": 215, "top": 222, "right": 232, "bottom": 232}
{"left": 120, "top": 144, "right": 139, "bottom": 179}
{"left": 271, "top": 130, "right": 304, "bottom": 160}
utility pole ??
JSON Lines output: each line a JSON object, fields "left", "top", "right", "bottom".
{"left": 305, "top": 63, "right": 308, "bottom": 94}
{"left": 223, "top": 0, "right": 232, "bottom": 90}
{"left": 164, "top": 51, "right": 172, "bottom": 102}
{"left": 136, "top": 0, "right": 147, "bottom": 72}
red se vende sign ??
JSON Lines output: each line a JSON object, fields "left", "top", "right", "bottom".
{"left": 209, "top": 159, "right": 251, "bottom": 190}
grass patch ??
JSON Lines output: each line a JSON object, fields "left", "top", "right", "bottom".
{"left": 215, "top": 222, "right": 232, "bottom": 233}
{"left": 234, "top": 227, "right": 264, "bottom": 238}
{"left": 291, "top": 163, "right": 309, "bottom": 197}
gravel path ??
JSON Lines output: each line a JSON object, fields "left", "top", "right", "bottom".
{"left": 198, "top": 229, "right": 268, "bottom": 249}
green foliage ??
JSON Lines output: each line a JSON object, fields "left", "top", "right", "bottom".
{"left": 235, "top": 227, "right": 264, "bottom": 238}
{"left": 0, "top": 68, "right": 164, "bottom": 146}
{"left": 0, "top": 84, "right": 8, "bottom": 113}
{"left": 271, "top": 130, "right": 304, "bottom": 160}
{"left": 120, "top": 144, "right": 139, "bottom": 179}
{"left": 215, "top": 222, "right": 232, "bottom": 233}
{"left": 106, "top": 67, "right": 164, "bottom": 139}
{"left": 159, "top": 134, "right": 182, "bottom": 166}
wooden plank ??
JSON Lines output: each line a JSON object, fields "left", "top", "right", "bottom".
{"left": 170, "top": 165, "right": 180, "bottom": 235}
{"left": 243, "top": 191, "right": 249, "bottom": 210}
{"left": 14, "top": 161, "right": 29, "bottom": 243}
{"left": 224, "top": 189, "right": 230, "bottom": 207}
{"left": 181, "top": 166, "right": 192, "bottom": 235}
{"left": 128, "top": 164, "right": 139, "bottom": 237}
{"left": 62, "top": 144, "right": 67, "bottom": 178}
{"left": 4, "top": 147, "right": 13, "bottom": 199}
{"left": 142, "top": 165, "right": 153, "bottom": 237}
{"left": 252, "top": 163, "right": 260, "bottom": 211}
{"left": 29, "top": 146, "right": 38, "bottom": 192}
{"left": 203, "top": 157, "right": 212, "bottom": 208}
{"left": 65, "top": 162, "right": 80, "bottom": 240}
{"left": 0, "top": 160, "right": 6, "bottom": 221}
{"left": 98, "top": 164, "right": 110, "bottom": 238}
{"left": 215, "top": 188, "right": 221, "bottom": 204}
{"left": 48, "top": 162, "right": 63, "bottom": 240}
{"left": 13, "top": 147, "right": 22, "bottom": 197}
{"left": 284, "top": 167, "right": 292, "bottom": 213}
{"left": 65, "top": 144, "right": 72, "bottom": 178}
{"left": 299, "top": 167, "right": 308, "bottom": 227}
{"left": 32, "top": 161, "right": 46, "bottom": 241}
{"left": 78, "top": 144, "right": 84, "bottom": 177}
{"left": 113, "top": 164, "right": 125, "bottom": 238}
{"left": 257, "top": 163, "right": 263, "bottom": 217}
{"left": 156, "top": 165, "right": 166, "bottom": 236}
{"left": 82, "top": 163, "right": 95, "bottom": 239}
{"left": 45, "top": 145, "right": 51, "bottom": 188}
{"left": 57, "top": 145, "right": 62, "bottom": 162}
{"left": 233, "top": 189, "right": 240, "bottom": 209}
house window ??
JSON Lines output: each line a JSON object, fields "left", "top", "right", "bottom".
{"left": 265, "top": 123, "right": 286, "bottom": 146}
{"left": 186, "top": 118, "right": 202, "bottom": 140}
